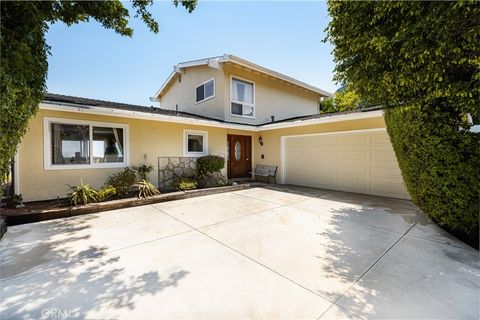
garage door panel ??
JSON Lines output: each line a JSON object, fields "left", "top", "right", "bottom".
{"left": 370, "top": 181, "right": 409, "bottom": 199}
{"left": 371, "top": 165, "right": 403, "bottom": 179}
{"left": 370, "top": 131, "right": 391, "bottom": 144}
{"left": 283, "top": 130, "right": 409, "bottom": 200}
{"left": 304, "top": 180, "right": 338, "bottom": 190}
{"left": 337, "top": 178, "right": 369, "bottom": 193}
{"left": 337, "top": 150, "right": 368, "bottom": 160}
{"left": 337, "top": 133, "right": 369, "bottom": 145}
{"left": 336, "top": 164, "right": 367, "bottom": 177}
{"left": 310, "top": 151, "right": 336, "bottom": 160}
{"left": 370, "top": 146, "right": 396, "bottom": 161}
{"left": 287, "top": 164, "right": 335, "bottom": 178}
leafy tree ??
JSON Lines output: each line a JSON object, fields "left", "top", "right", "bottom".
{"left": 0, "top": 0, "right": 197, "bottom": 183}
{"left": 319, "top": 86, "right": 362, "bottom": 113}
{"left": 326, "top": 1, "right": 480, "bottom": 246}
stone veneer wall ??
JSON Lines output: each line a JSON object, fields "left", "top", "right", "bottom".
{"left": 158, "top": 157, "right": 197, "bottom": 188}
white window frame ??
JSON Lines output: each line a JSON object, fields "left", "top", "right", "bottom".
{"left": 183, "top": 129, "right": 208, "bottom": 157}
{"left": 195, "top": 78, "right": 215, "bottom": 104}
{"left": 43, "top": 117, "right": 129, "bottom": 170}
{"left": 230, "top": 75, "right": 256, "bottom": 119}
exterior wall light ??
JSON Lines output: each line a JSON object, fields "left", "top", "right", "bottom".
{"left": 258, "top": 136, "right": 264, "bottom": 146}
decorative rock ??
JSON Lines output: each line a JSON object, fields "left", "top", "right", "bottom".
{"left": 170, "top": 158, "right": 180, "bottom": 167}
{"left": 159, "top": 158, "right": 169, "bottom": 169}
{"left": 158, "top": 156, "right": 202, "bottom": 187}
{"left": 164, "top": 170, "right": 173, "bottom": 180}
{"left": 174, "top": 168, "right": 184, "bottom": 177}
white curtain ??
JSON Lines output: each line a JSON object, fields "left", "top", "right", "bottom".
{"left": 232, "top": 79, "right": 253, "bottom": 104}
{"left": 112, "top": 128, "right": 123, "bottom": 155}
{"left": 52, "top": 124, "right": 63, "bottom": 164}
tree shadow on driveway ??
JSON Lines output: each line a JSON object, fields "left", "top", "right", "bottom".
{"left": 1, "top": 214, "right": 190, "bottom": 319}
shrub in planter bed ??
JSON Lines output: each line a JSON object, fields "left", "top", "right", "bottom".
{"left": 196, "top": 155, "right": 225, "bottom": 175}
{"left": 105, "top": 167, "right": 136, "bottom": 198}
{"left": 197, "top": 172, "right": 230, "bottom": 189}
{"left": 68, "top": 182, "right": 98, "bottom": 206}
{"left": 133, "top": 164, "right": 154, "bottom": 181}
{"left": 172, "top": 176, "right": 198, "bottom": 191}
{"left": 97, "top": 185, "right": 117, "bottom": 201}
{"left": 1, "top": 194, "right": 24, "bottom": 208}
{"left": 130, "top": 179, "right": 160, "bottom": 198}
{"left": 195, "top": 155, "right": 230, "bottom": 188}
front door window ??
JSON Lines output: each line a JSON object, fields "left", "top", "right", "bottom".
{"left": 234, "top": 141, "right": 241, "bottom": 161}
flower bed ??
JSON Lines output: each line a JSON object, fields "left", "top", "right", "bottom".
{"left": 1, "top": 183, "right": 260, "bottom": 226}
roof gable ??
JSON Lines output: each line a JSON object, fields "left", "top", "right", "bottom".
{"left": 151, "top": 54, "right": 331, "bottom": 101}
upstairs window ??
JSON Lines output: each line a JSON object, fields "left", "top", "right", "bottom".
{"left": 231, "top": 77, "right": 255, "bottom": 118}
{"left": 195, "top": 78, "right": 215, "bottom": 104}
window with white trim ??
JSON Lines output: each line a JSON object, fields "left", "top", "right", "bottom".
{"left": 195, "top": 78, "right": 215, "bottom": 103}
{"left": 44, "top": 118, "right": 128, "bottom": 170}
{"left": 231, "top": 77, "right": 255, "bottom": 118}
{"left": 184, "top": 130, "right": 208, "bottom": 156}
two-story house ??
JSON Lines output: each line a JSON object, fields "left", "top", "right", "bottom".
{"left": 13, "top": 54, "right": 409, "bottom": 201}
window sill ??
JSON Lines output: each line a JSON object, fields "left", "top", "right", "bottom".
{"left": 229, "top": 113, "right": 256, "bottom": 120}
{"left": 44, "top": 162, "right": 129, "bottom": 171}
{"left": 195, "top": 95, "right": 215, "bottom": 105}
{"left": 183, "top": 152, "right": 207, "bottom": 158}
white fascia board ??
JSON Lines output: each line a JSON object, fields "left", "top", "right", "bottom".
{"left": 151, "top": 57, "right": 223, "bottom": 100}
{"left": 40, "top": 102, "right": 384, "bottom": 132}
{"left": 39, "top": 102, "right": 252, "bottom": 131}
{"left": 224, "top": 54, "right": 332, "bottom": 97}
{"left": 152, "top": 54, "right": 332, "bottom": 100}
{"left": 257, "top": 110, "right": 384, "bottom": 131}
{"left": 151, "top": 70, "right": 179, "bottom": 100}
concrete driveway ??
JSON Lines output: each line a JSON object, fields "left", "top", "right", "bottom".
{"left": 1, "top": 185, "right": 478, "bottom": 319}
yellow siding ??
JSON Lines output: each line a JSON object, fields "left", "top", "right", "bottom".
{"left": 282, "top": 130, "right": 409, "bottom": 199}
{"left": 160, "top": 65, "right": 226, "bottom": 120}
{"left": 252, "top": 117, "right": 387, "bottom": 183}
{"left": 222, "top": 63, "right": 320, "bottom": 125}
{"left": 19, "top": 108, "right": 391, "bottom": 201}
{"left": 19, "top": 109, "right": 229, "bottom": 201}
{"left": 159, "top": 63, "right": 320, "bottom": 126}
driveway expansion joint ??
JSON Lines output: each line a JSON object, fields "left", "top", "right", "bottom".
{"left": 314, "top": 222, "right": 418, "bottom": 320}
{"left": 151, "top": 204, "right": 336, "bottom": 306}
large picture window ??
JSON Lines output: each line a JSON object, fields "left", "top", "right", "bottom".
{"left": 231, "top": 77, "right": 255, "bottom": 118}
{"left": 44, "top": 118, "right": 128, "bottom": 170}
{"left": 195, "top": 78, "right": 215, "bottom": 104}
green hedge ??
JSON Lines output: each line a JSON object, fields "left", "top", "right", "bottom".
{"left": 385, "top": 104, "right": 479, "bottom": 247}
{"left": 196, "top": 155, "right": 225, "bottom": 174}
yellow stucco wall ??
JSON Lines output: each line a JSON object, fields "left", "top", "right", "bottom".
{"left": 159, "top": 63, "right": 321, "bottom": 126}
{"left": 222, "top": 63, "right": 320, "bottom": 125}
{"left": 253, "top": 117, "right": 387, "bottom": 182}
{"left": 160, "top": 65, "right": 226, "bottom": 120}
{"left": 19, "top": 109, "right": 232, "bottom": 201}
{"left": 18, "top": 107, "right": 386, "bottom": 201}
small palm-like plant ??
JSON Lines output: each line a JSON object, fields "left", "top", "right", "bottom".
{"left": 131, "top": 179, "right": 160, "bottom": 199}
{"left": 68, "top": 181, "right": 98, "bottom": 206}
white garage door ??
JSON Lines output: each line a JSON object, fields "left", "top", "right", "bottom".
{"left": 282, "top": 129, "right": 409, "bottom": 199}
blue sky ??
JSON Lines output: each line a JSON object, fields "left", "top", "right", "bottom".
{"left": 46, "top": 1, "right": 336, "bottom": 106}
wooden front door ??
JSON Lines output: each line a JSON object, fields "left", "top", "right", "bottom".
{"left": 227, "top": 135, "right": 252, "bottom": 179}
